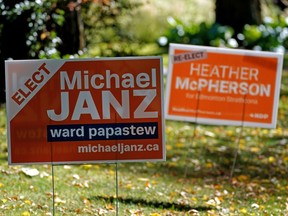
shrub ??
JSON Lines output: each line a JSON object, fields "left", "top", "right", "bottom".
{"left": 158, "top": 16, "right": 288, "bottom": 53}
{"left": 157, "top": 17, "right": 235, "bottom": 50}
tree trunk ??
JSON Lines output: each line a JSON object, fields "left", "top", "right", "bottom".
{"left": 215, "top": 0, "right": 262, "bottom": 34}
{"left": 57, "top": 0, "right": 86, "bottom": 55}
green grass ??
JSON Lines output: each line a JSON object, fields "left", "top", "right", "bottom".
{"left": 0, "top": 70, "right": 288, "bottom": 215}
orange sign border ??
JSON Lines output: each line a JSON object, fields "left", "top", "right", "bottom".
{"left": 165, "top": 44, "right": 283, "bottom": 128}
{"left": 6, "top": 57, "right": 165, "bottom": 165}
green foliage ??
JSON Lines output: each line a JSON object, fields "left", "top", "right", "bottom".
{"left": 158, "top": 15, "right": 288, "bottom": 53}
{"left": 82, "top": 0, "right": 143, "bottom": 57}
{"left": 240, "top": 16, "right": 288, "bottom": 52}
{"left": 158, "top": 17, "right": 235, "bottom": 49}
{"left": 0, "top": 0, "right": 64, "bottom": 59}
{"left": 0, "top": 0, "right": 148, "bottom": 59}
{"left": 2, "top": 1, "right": 288, "bottom": 59}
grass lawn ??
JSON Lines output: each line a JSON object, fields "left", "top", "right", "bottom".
{"left": 0, "top": 69, "right": 287, "bottom": 215}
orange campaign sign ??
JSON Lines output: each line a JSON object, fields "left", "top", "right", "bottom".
{"left": 165, "top": 44, "right": 284, "bottom": 128}
{"left": 6, "top": 57, "right": 165, "bottom": 164}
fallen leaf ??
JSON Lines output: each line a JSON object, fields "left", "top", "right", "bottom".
{"left": 24, "top": 199, "right": 32, "bottom": 205}
{"left": 191, "top": 197, "right": 198, "bottom": 202}
{"left": 237, "top": 175, "right": 250, "bottom": 182}
{"left": 82, "top": 198, "right": 91, "bottom": 205}
{"left": 108, "top": 169, "right": 115, "bottom": 175}
{"left": 21, "top": 211, "right": 30, "bottom": 216}
{"left": 83, "top": 181, "right": 89, "bottom": 188}
{"left": 166, "top": 144, "right": 172, "bottom": 150}
{"left": 105, "top": 203, "right": 114, "bottom": 210}
{"left": 81, "top": 164, "right": 92, "bottom": 170}
{"left": 240, "top": 208, "right": 247, "bottom": 213}
{"left": 188, "top": 209, "right": 199, "bottom": 215}
{"left": 21, "top": 168, "right": 39, "bottom": 177}
{"left": 98, "top": 208, "right": 108, "bottom": 215}
{"left": 73, "top": 174, "right": 80, "bottom": 180}
{"left": 251, "top": 203, "right": 259, "bottom": 209}
{"left": 125, "top": 183, "right": 134, "bottom": 189}
{"left": 166, "top": 126, "right": 173, "bottom": 133}
{"left": 63, "top": 165, "right": 71, "bottom": 169}
{"left": 251, "top": 147, "right": 260, "bottom": 153}
{"left": 75, "top": 208, "right": 81, "bottom": 213}
{"left": 205, "top": 162, "right": 213, "bottom": 169}
{"left": 40, "top": 172, "right": 49, "bottom": 178}
{"left": 206, "top": 197, "right": 221, "bottom": 207}
{"left": 150, "top": 213, "right": 161, "bottom": 216}
{"left": 54, "top": 197, "right": 66, "bottom": 204}
{"left": 175, "top": 143, "right": 185, "bottom": 148}
{"left": 204, "top": 131, "right": 215, "bottom": 137}
{"left": 226, "top": 130, "right": 234, "bottom": 136}
{"left": 128, "top": 209, "right": 143, "bottom": 216}
{"left": 145, "top": 182, "right": 151, "bottom": 189}
{"left": 138, "top": 178, "right": 149, "bottom": 182}
{"left": 268, "top": 156, "right": 276, "bottom": 163}
{"left": 9, "top": 196, "right": 18, "bottom": 201}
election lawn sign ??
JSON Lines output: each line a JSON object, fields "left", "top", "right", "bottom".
{"left": 6, "top": 57, "right": 165, "bottom": 164}
{"left": 166, "top": 44, "right": 283, "bottom": 128}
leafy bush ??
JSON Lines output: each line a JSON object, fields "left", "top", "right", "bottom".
{"left": 157, "top": 17, "right": 235, "bottom": 50}
{"left": 240, "top": 16, "right": 288, "bottom": 52}
{"left": 0, "top": 0, "right": 143, "bottom": 59}
{"left": 82, "top": 0, "right": 143, "bottom": 57}
{"left": 158, "top": 16, "right": 288, "bottom": 53}
{"left": 0, "top": 0, "right": 65, "bottom": 59}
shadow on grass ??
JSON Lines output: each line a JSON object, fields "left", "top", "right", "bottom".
{"left": 89, "top": 195, "right": 212, "bottom": 212}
